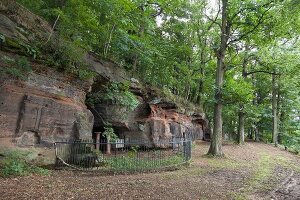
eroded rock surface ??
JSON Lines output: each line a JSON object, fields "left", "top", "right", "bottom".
{"left": 0, "top": 1, "right": 94, "bottom": 146}
{"left": 0, "top": 67, "right": 94, "bottom": 146}
{"left": 91, "top": 90, "right": 209, "bottom": 147}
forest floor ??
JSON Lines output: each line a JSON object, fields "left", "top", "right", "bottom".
{"left": 1, "top": 141, "right": 300, "bottom": 200}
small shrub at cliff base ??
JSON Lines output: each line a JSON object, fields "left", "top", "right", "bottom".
{"left": 102, "top": 125, "right": 119, "bottom": 142}
{"left": 0, "top": 150, "right": 49, "bottom": 177}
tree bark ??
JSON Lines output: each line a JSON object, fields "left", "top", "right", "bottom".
{"left": 254, "top": 125, "right": 260, "bottom": 141}
{"left": 208, "top": 0, "right": 229, "bottom": 157}
{"left": 238, "top": 104, "right": 245, "bottom": 144}
{"left": 272, "top": 73, "right": 278, "bottom": 146}
{"left": 237, "top": 44, "right": 249, "bottom": 144}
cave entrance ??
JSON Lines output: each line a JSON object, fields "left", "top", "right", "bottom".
{"left": 91, "top": 123, "right": 127, "bottom": 154}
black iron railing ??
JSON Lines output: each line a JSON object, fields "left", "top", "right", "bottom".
{"left": 54, "top": 138, "right": 192, "bottom": 172}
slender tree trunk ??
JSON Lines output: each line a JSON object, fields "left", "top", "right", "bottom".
{"left": 238, "top": 104, "right": 245, "bottom": 144}
{"left": 251, "top": 73, "right": 260, "bottom": 142}
{"left": 254, "top": 125, "right": 260, "bottom": 141}
{"left": 104, "top": 24, "right": 116, "bottom": 56}
{"left": 248, "top": 128, "right": 253, "bottom": 140}
{"left": 208, "top": 0, "right": 229, "bottom": 157}
{"left": 277, "top": 78, "right": 282, "bottom": 144}
{"left": 272, "top": 73, "right": 278, "bottom": 146}
{"left": 237, "top": 45, "right": 249, "bottom": 144}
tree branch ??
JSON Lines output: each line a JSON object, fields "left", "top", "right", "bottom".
{"left": 145, "top": 1, "right": 163, "bottom": 17}
{"left": 229, "top": 1, "right": 274, "bottom": 22}
{"left": 245, "top": 70, "right": 280, "bottom": 76}
{"left": 44, "top": 14, "right": 60, "bottom": 45}
{"left": 205, "top": 12, "right": 221, "bottom": 30}
{"left": 228, "top": 2, "right": 274, "bottom": 44}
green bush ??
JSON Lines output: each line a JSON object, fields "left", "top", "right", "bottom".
{"left": 102, "top": 125, "right": 119, "bottom": 142}
{"left": 0, "top": 150, "right": 49, "bottom": 177}
{"left": 87, "top": 82, "right": 139, "bottom": 111}
{"left": 281, "top": 131, "right": 300, "bottom": 153}
{"left": 42, "top": 37, "right": 96, "bottom": 80}
{"left": 0, "top": 56, "right": 32, "bottom": 80}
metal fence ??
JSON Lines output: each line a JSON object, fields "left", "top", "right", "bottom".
{"left": 54, "top": 138, "right": 192, "bottom": 172}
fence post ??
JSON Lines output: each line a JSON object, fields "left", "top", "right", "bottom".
{"left": 95, "top": 132, "right": 101, "bottom": 150}
{"left": 106, "top": 136, "right": 111, "bottom": 154}
{"left": 187, "top": 140, "right": 192, "bottom": 160}
{"left": 183, "top": 139, "right": 192, "bottom": 161}
{"left": 172, "top": 136, "right": 175, "bottom": 150}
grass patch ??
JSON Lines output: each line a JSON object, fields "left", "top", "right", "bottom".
{"left": 247, "top": 153, "right": 275, "bottom": 191}
{"left": 0, "top": 150, "right": 50, "bottom": 177}
{"left": 105, "top": 154, "right": 186, "bottom": 172}
{"left": 206, "top": 157, "right": 247, "bottom": 170}
{"left": 228, "top": 192, "right": 249, "bottom": 200}
{"left": 229, "top": 152, "right": 292, "bottom": 199}
{"left": 162, "top": 154, "right": 248, "bottom": 180}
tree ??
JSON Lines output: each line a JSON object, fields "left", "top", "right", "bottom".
{"left": 207, "top": 0, "right": 229, "bottom": 156}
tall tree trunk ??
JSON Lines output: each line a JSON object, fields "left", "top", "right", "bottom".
{"left": 252, "top": 73, "right": 260, "bottom": 142}
{"left": 277, "top": 78, "right": 282, "bottom": 144}
{"left": 272, "top": 73, "right": 278, "bottom": 146}
{"left": 254, "top": 125, "right": 260, "bottom": 141}
{"left": 238, "top": 105, "right": 245, "bottom": 144}
{"left": 237, "top": 45, "right": 249, "bottom": 144}
{"left": 208, "top": 0, "right": 229, "bottom": 157}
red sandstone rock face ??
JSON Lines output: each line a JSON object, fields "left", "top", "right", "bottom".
{"left": 92, "top": 99, "right": 208, "bottom": 147}
{"left": 147, "top": 104, "right": 206, "bottom": 142}
{"left": 0, "top": 70, "right": 94, "bottom": 146}
{"left": 0, "top": 1, "right": 94, "bottom": 146}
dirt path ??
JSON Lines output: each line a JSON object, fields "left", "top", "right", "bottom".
{"left": 1, "top": 141, "right": 300, "bottom": 200}
{"left": 267, "top": 170, "right": 300, "bottom": 200}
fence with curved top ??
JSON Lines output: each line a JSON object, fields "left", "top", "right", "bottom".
{"left": 54, "top": 138, "right": 192, "bottom": 172}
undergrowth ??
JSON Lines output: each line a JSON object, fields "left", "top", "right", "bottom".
{"left": 0, "top": 55, "right": 32, "bottom": 80}
{"left": 0, "top": 150, "right": 49, "bottom": 177}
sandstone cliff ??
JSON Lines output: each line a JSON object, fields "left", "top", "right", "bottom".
{"left": 0, "top": 1, "right": 93, "bottom": 146}
{"left": 0, "top": 1, "right": 209, "bottom": 149}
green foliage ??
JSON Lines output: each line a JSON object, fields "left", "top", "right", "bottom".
{"left": 105, "top": 83, "right": 139, "bottom": 110}
{"left": 87, "top": 82, "right": 139, "bottom": 111}
{"left": 0, "top": 32, "right": 39, "bottom": 59}
{"left": 223, "top": 75, "right": 254, "bottom": 104}
{"left": 78, "top": 68, "right": 97, "bottom": 80}
{"left": 42, "top": 37, "right": 95, "bottom": 80}
{"left": 0, "top": 55, "right": 32, "bottom": 80}
{"left": 102, "top": 125, "right": 118, "bottom": 142}
{"left": 23, "top": 43, "right": 39, "bottom": 59}
{"left": 16, "top": 0, "right": 45, "bottom": 14}
{"left": 281, "top": 131, "right": 300, "bottom": 153}
{"left": 43, "top": 38, "right": 84, "bottom": 70}
{"left": 0, "top": 150, "right": 49, "bottom": 177}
